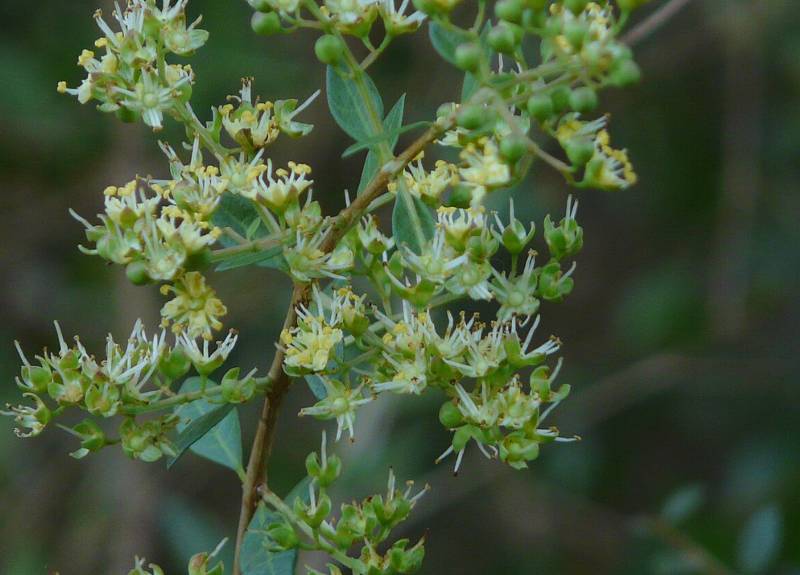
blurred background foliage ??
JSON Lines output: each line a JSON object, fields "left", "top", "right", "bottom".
{"left": 1, "top": 0, "right": 799, "bottom": 573}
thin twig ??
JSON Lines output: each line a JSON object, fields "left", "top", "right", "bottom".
{"left": 621, "top": 0, "right": 694, "bottom": 46}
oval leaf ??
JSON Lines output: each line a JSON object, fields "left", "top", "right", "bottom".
{"left": 429, "top": 22, "right": 473, "bottom": 66}
{"left": 169, "top": 377, "right": 243, "bottom": 474}
{"left": 358, "top": 94, "right": 406, "bottom": 195}
{"left": 241, "top": 477, "right": 313, "bottom": 575}
{"left": 326, "top": 66, "right": 384, "bottom": 143}
{"left": 392, "top": 179, "right": 435, "bottom": 254}
{"left": 738, "top": 504, "right": 782, "bottom": 574}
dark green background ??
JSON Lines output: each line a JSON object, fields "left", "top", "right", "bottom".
{"left": 1, "top": 1, "right": 798, "bottom": 573}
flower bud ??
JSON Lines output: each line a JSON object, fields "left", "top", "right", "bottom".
{"left": 564, "top": 0, "right": 588, "bottom": 14}
{"left": 527, "top": 93, "right": 555, "bottom": 123}
{"left": 454, "top": 43, "right": 482, "bottom": 72}
{"left": 501, "top": 219, "right": 534, "bottom": 255}
{"left": 543, "top": 214, "right": 583, "bottom": 261}
{"left": 126, "top": 260, "right": 153, "bottom": 286}
{"left": 251, "top": 12, "right": 282, "bottom": 36}
{"left": 569, "top": 86, "right": 598, "bottom": 113}
{"left": 248, "top": 0, "right": 274, "bottom": 11}
{"left": 188, "top": 552, "right": 224, "bottom": 575}
{"left": 221, "top": 367, "right": 256, "bottom": 403}
{"left": 550, "top": 86, "right": 572, "bottom": 113}
{"left": 608, "top": 59, "right": 642, "bottom": 87}
{"left": 267, "top": 522, "right": 299, "bottom": 549}
{"left": 456, "top": 104, "right": 486, "bottom": 130}
{"left": 159, "top": 347, "right": 192, "bottom": 380}
{"left": 537, "top": 260, "right": 575, "bottom": 302}
{"left": 315, "top": 35, "right": 345, "bottom": 66}
{"left": 499, "top": 135, "right": 528, "bottom": 163}
{"left": 488, "top": 24, "right": 517, "bottom": 54}
{"left": 438, "top": 401, "right": 465, "bottom": 429}
{"left": 389, "top": 539, "right": 425, "bottom": 574}
{"left": 564, "top": 137, "right": 595, "bottom": 167}
{"left": 495, "top": 0, "right": 524, "bottom": 23}
{"left": 19, "top": 364, "right": 52, "bottom": 394}
{"left": 563, "top": 19, "right": 587, "bottom": 49}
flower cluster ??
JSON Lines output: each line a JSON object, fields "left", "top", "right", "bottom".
{"left": 2, "top": 321, "right": 255, "bottom": 462}
{"left": 58, "top": 0, "right": 208, "bottom": 130}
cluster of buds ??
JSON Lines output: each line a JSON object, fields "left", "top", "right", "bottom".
{"left": 3, "top": 321, "right": 256, "bottom": 462}
{"left": 264, "top": 433, "right": 427, "bottom": 574}
{"left": 58, "top": 0, "right": 209, "bottom": 130}
{"left": 248, "top": 0, "right": 425, "bottom": 45}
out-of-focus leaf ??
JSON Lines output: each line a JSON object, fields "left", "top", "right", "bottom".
{"left": 660, "top": 484, "right": 706, "bottom": 525}
{"left": 429, "top": 22, "right": 472, "bottom": 66}
{"left": 737, "top": 504, "right": 782, "bottom": 574}
{"left": 212, "top": 193, "right": 263, "bottom": 248}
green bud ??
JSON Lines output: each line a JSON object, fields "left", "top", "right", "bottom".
{"left": 319, "top": 453, "right": 342, "bottom": 487}
{"left": 544, "top": 213, "right": 583, "bottom": 260}
{"left": 389, "top": 539, "right": 426, "bottom": 573}
{"left": 488, "top": 24, "right": 517, "bottom": 54}
{"left": 125, "top": 260, "right": 152, "bottom": 286}
{"left": 158, "top": 347, "right": 192, "bottom": 380}
{"left": 501, "top": 219, "right": 534, "bottom": 254}
{"left": 248, "top": 0, "right": 274, "bottom": 11}
{"left": 456, "top": 104, "right": 486, "bottom": 130}
{"left": 308, "top": 493, "right": 332, "bottom": 528}
{"left": 537, "top": 260, "right": 575, "bottom": 301}
{"left": 315, "top": 35, "right": 345, "bottom": 65}
{"left": 115, "top": 106, "right": 140, "bottom": 124}
{"left": 438, "top": 401, "right": 464, "bottom": 429}
{"left": 75, "top": 419, "right": 107, "bottom": 452}
{"left": 20, "top": 365, "right": 52, "bottom": 394}
{"left": 267, "top": 522, "right": 299, "bottom": 549}
{"left": 608, "top": 59, "right": 642, "bottom": 87}
{"left": 454, "top": 43, "right": 482, "bottom": 72}
{"left": 305, "top": 451, "right": 322, "bottom": 478}
{"left": 447, "top": 184, "right": 473, "bottom": 208}
{"left": 527, "top": 93, "right": 555, "bottom": 122}
{"left": 452, "top": 425, "right": 474, "bottom": 452}
{"left": 500, "top": 135, "right": 528, "bottom": 163}
{"left": 251, "top": 11, "right": 282, "bottom": 36}
{"left": 564, "top": 0, "right": 588, "bottom": 14}
{"left": 563, "top": 19, "right": 587, "bottom": 49}
{"left": 564, "top": 137, "right": 595, "bottom": 166}
{"left": 495, "top": 0, "right": 524, "bottom": 22}
{"left": 550, "top": 86, "right": 572, "bottom": 113}
{"left": 569, "top": 86, "right": 598, "bottom": 113}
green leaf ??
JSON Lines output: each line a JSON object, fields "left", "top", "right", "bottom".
{"left": 326, "top": 66, "right": 384, "bottom": 143}
{"left": 660, "top": 484, "right": 706, "bottom": 525}
{"left": 429, "top": 22, "right": 473, "bottom": 66}
{"left": 168, "top": 377, "right": 243, "bottom": 474}
{"left": 342, "top": 121, "right": 430, "bottom": 158}
{"left": 305, "top": 374, "right": 328, "bottom": 400}
{"left": 738, "top": 504, "right": 783, "bottom": 574}
{"left": 215, "top": 245, "right": 285, "bottom": 272}
{"left": 240, "top": 477, "right": 313, "bottom": 575}
{"left": 392, "top": 179, "right": 435, "bottom": 254}
{"left": 212, "top": 193, "right": 262, "bottom": 248}
{"left": 357, "top": 95, "right": 406, "bottom": 195}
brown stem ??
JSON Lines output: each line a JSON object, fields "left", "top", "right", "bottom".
{"left": 621, "top": 0, "right": 694, "bottom": 46}
{"left": 230, "top": 122, "right": 447, "bottom": 575}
